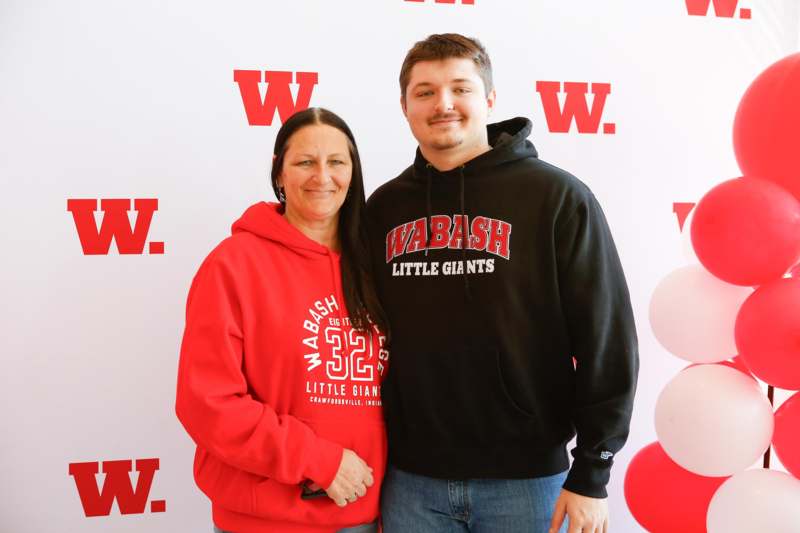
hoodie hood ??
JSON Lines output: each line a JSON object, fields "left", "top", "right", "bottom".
{"left": 231, "top": 201, "right": 345, "bottom": 325}
{"left": 411, "top": 117, "right": 538, "bottom": 179}
{"left": 231, "top": 201, "right": 337, "bottom": 260}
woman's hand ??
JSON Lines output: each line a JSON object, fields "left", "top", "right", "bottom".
{"left": 325, "top": 449, "right": 374, "bottom": 507}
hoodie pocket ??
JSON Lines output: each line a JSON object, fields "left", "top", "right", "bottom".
{"left": 193, "top": 417, "right": 386, "bottom": 528}
{"left": 392, "top": 346, "right": 536, "bottom": 447}
{"left": 287, "top": 417, "right": 386, "bottom": 524}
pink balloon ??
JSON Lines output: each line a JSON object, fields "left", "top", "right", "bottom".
{"left": 624, "top": 442, "right": 728, "bottom": 533}
{"left": 655, "top": 365, "right": 773, "bottom": 477}
{"left": 734, "top": 53, "right": 800, "bottom": 200}
{"left": 773, "top": 392, "right": 800, "bottom": 479}
{"left": 649, "top": 265, "right": 752, "bottom": 363}
{"left": 690, "top": 178, "right": 800, "bottom": 286}
{"left": 735, "top": 278, "right": 800, "bottom": 390}
{"left": 707, "top": 469, "right": 800, "bottom": 533}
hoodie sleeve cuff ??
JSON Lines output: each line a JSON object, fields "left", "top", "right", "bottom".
{"left": 563, "top": 456, "right": 611, "bottom": 499}
{"left": 304, "top": 438, "right": 344, "bottom": 490}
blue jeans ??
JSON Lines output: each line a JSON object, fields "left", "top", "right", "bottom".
{"left": 380, "top": 466, "right": 568, "bottom": 533}
{"left": 214, "top": 522, "right": 377, "bottom": 533}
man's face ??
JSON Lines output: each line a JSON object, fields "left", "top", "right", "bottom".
{"left": 402, "top": 57, "right": 495, "bottom": 155}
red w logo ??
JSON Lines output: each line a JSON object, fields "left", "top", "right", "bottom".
{"left": 685, "top": 0, "right": 751, "bottom": 18}
{"left": 536, "top": 82, "right": 616, "bottom": 134}
{"left": 673, "top": 202, "right": 697, "bottom": 232}
{"left": 234, "top": 70, "right": 318, "bottom": 126}
{"left": 67, "top": 198, "right": 164, "bottom": 255}
{"left": 68, "top": 459, "right": 165, "bottom": 517}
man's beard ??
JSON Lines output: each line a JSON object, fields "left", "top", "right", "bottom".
{"left": 430, "top": 134, "right": 463, "bottom": 151}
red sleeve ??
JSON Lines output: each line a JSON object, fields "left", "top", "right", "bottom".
{"left": 175, "top": 252, "right": 343, "bottom": 488}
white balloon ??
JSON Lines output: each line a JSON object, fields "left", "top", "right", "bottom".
{"left": 655, "top": 364, "right": 773, "bottom": 476}
{"left": 707, "top": 469, "right": 800, "bottom": 533}
{"left": 649, "top": 265, "right": 752, "bottom": 363}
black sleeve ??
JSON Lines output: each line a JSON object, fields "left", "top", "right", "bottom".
{"left": 555, "top": 189, "right": 639, "bottom": 498}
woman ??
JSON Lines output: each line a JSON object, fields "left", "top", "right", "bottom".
{"left": 176, "top": 107, "right": 389, "bottom": 533}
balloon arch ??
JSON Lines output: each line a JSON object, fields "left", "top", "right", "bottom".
{"left": 625, "top": 53, "right": 800, "bottom": 533}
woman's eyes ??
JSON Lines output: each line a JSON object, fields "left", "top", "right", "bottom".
{"left": 295, "top": 159, "right": 347, "bottom": 166}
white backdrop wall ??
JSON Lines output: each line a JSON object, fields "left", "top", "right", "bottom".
{"left": 2, "top": 1, "right": 799, "bottom": 531}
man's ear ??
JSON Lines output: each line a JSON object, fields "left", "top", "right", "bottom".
{"left": 400, "top": 94, "right": 408, "bottom": 118}
{"left": 486, "top": 88, "right": 497, "bottom": 114}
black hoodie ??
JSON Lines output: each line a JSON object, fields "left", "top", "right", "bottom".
{"left": 366, "top": 117, "right": 638, "bottom": 498}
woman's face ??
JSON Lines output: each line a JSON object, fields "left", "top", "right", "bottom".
{"left": 278, "top": 124, "right": 353, "bottom": 228}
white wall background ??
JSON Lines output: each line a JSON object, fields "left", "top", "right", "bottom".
{"left": 2, "top": 1, "right": 799, "bottom": 531}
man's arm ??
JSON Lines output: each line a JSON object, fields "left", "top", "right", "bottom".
{"left": 554, "top": 188, "right": 639, "bottom": 499}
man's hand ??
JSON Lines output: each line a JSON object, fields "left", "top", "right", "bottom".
{"left": 549, "top": 489, "right": 608, "bottom": 533}
{"left": 324, "top": 449, "right": 374, "bottom": 507}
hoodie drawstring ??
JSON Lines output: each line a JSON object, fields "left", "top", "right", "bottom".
{"left": 458, "top": 165, "right": 472, "bottom": 300}
{"left": 424, "top": 164, "right": 433, "bottom": 256}
{"left": 415, "top": 161, "right": 472, "bottom": 300}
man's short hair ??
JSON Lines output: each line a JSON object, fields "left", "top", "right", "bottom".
{"left": 399, "top": 33, "right": 493, "bottom": 100}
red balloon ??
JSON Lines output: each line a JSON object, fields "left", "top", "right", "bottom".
{"left": 735, "top": 278, "right": 800, "bottom": 389}
{"left": 687, "top": 357, "right": 756, "bottom": 380}
{"left": 734, "top": 53, "right": 800, "bottom": 200}
{"left": 624, "top": 442, "right": 728, "bottom": 533}
{"left": 691, "top": 177, "right": 800, "bottom": 286}
{"left": 774, "top": 392, "right": 800, "bottom": 479}
{"left": 727, "top": 355, "right": 754, "bottom": 378}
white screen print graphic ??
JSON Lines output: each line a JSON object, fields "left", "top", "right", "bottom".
{"left": 325, "top": 326, "right": 376, "bottom": 382}
{"left": 302, "top": 294, "right": 388, "bottom": 381}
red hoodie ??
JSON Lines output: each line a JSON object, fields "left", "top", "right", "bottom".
{"left": 176, "top": 202, "right": 388, "bottom": 533}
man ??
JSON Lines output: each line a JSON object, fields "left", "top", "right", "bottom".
{"left": 366, "top": 33, "right": 638, "bottom": 533}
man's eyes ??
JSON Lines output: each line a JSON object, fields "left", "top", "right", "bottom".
{"left": 415, "top": 88, "right": 471, "bottom": 97}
